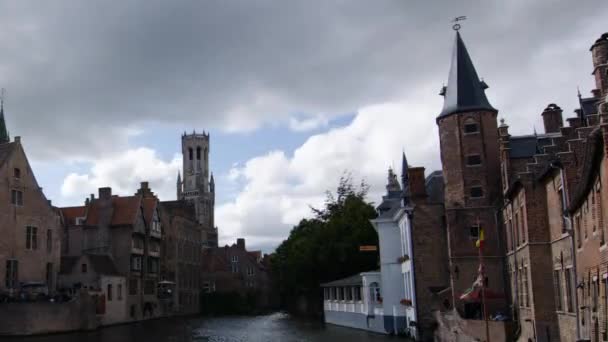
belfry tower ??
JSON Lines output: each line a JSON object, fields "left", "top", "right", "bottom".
{"left": 437, "top": 29, "right": 507, "bottom": 315}
{"left": 177, "top": 130, "right": 217, "bottom": 247}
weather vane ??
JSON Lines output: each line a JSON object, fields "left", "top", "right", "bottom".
{"left": 452, "top": 16, "right": 467, "bottom": 31}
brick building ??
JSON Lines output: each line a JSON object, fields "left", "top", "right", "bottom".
{"left": 0, "top": 103, "right": 62, "bottom": 296}
{"left": 436, "top": 30, "right": 508, "bottom": 319}
{"left": 59, "top": 182, "right": 163, "bottom": 322}
{"left": 159, "top": 199, "right": 202, "bottom": 315}
{"left": 201, "top": 238, "right": 272, "bottom": 310}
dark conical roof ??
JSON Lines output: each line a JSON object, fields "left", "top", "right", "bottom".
{"left": 0, "top": 100, "right": 9, "bottom": 144}
{"left": 438, "top": 31, "right": 496, "bottom": 120}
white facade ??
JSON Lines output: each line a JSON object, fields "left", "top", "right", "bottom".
{"left": 370, "top": 207, "right": 418, "bottom": 338}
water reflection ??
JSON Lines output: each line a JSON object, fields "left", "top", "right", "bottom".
{"left": 5, "top": 313, "right": 396, "bottom": 342}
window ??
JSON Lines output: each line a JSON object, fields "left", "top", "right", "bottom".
{"left": 558, "top": 188, "right": 566, "bottom": 233}
{"left": 188, "top": 148, "right": 193, "bottom": 161}
{"left": 5, "top": 260, "right": 18, "bottom": 289}
{"left": 81, "top": 263, "right": 88, "bottom": 273}
{"left": 131, "top": 255, "right": 143, "bottom": 271}
{"left": 593, "top": 278, "right": 598, "bottom": 312}
{"left": 354, "top": 286, "right": 362, "bottom": 301}
{"left": 470, "top": 186, "right": 483, "bottom": 198}
{"left": 523, "top": 266, "right": 529, "bottom": 307}
{"left": 203, "top": 281, "right": 216, "bottom": 293}
{"left": 11, "top": 190, "right": 23, "bottom": 206}
{"left": 369, "top": 282, "right": 381, "bottom": 303}
{"left": 576, "top": 216, "right": 582, "bottom": 248}
{"left": 469, "top": 225, "right": 480, "bottom": 240}
{"left": 554, "top": 270, "right": 563, "bottom": 311}
{"left": 466, "top": 154, "right": 482, "bottom": 166}
{"left": 14, "top": 168, "right": 20, "bottom": 179}
{"left": 231, "top": 255, "right": 238, "bottom": 262}
{"left": 46, "top": 229, "right": 52, "bottom": 253}
{"left": 247, "top": 267, "right": 254, "bottom": 276}
{"left": 565, "top": 268, "right": 574, "bottom": 312}
{"left": 231, "top": 263, "right": 239, "bottom": 273}
{"left": 26, "top": 226, "right": 37, "bottom": 250}
{"left": 118, "top": 284, "right": 123, "bottom": 300}
{"left": 46, "top": 263, "right": 53, "bottom": 290}
{"left": 464, "top": 122, "right": 479, "bottom": 134}
{"left": 107, "top": 284, "right": 113, "bottom": 301}
{"left": 345, "top": 287, "right": 352, "bottom": 301}
{"left": 151, "top": 221, "right": 161, "bottom": 234}
{"left": 147, "top": 258, "right": 159, "bottom": 274}
{"left": 196, "top": 147, "right": 201, "bottom": 160}
{"left": 144, "top": 280, "right": 155, "bottom": 295}
{"left": 129, "top": 278, "right": 138, "bottom": 295}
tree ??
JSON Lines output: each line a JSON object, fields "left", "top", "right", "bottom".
{"left": 270, "top": 174, "right": 378, "bottom": 315}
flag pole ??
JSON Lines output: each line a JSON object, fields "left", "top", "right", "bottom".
{"left": 478, "top": 216, "right": 490, "bottom": 342}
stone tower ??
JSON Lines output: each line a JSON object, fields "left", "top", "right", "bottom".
{"left": 437, "top": 31, "right": 507, "bottom": 315}
{"left": 177, "top": 131, "right": 217, "bottom": 247}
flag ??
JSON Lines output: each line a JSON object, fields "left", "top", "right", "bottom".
{"left": 475, "top": 227, "right": 484, "bottom": 249}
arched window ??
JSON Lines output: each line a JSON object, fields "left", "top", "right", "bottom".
{"left": 196, "top": 147, "right": 201, "bottom": 160}
{"left": 188, "top": 148, "right": 193, "bottom": 161}
{"left": 463, "top": 118, "right": 479, "bottom": 134}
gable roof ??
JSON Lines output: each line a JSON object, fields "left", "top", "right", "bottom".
{"left": 85, "top": 196, "right": 142, "bottom": 226}
{"left": 142, "top": 197, "right": 158, "bottom": 225}
{"left": 0, "top": 142, "right": 16, "bottom": 168}
{"left": 569, "top": 128, "right": 604, "bottom": 212}
{"left": 60, "top": 206, "right": 87, "bottom": 226}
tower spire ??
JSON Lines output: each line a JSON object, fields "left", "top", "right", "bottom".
{"left": 401, "top": 151, "right": 410, "bottom": 204}
{"left": 438, "top": 31, "right": 496, "bottom": 120}
{"left": 0, "top": 89, "right": 9, "bottom": 144}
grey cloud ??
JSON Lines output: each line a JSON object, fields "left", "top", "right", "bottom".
{"left": 0, "top": 1, "right": 606, "bottom": 160}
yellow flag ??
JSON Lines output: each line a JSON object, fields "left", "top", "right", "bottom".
{"left": 475, "top": 228, "right": 484, "bottom": 248}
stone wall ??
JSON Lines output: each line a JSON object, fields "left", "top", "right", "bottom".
{"left": 0, "top": 293, "right": 98, "bottom": 336}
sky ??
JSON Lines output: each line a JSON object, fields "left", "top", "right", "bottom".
{"left": 1, "top": 1, "right": 607, "bottom": 252}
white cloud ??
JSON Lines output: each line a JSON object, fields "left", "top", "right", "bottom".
{"left": 216, "top": 87, "right": 442, "bottom": 252}
{"left": 60, "top": 148, "right": 181, "bottom": 205}
{"left": 288, "top": 114, "right": 329, "bottom": 132}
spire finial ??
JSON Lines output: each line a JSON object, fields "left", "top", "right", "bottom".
{"left": 452, "top": 16, "right": 467, "bottom": 31}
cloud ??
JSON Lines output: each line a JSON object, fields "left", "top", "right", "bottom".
{"left": 216, "top": 87, "right": 442, "bottom": 251}
{"left": 1, "top": 1, "right": 606, "bottom": 161}
{"left": 60, "top": 148, "right": 181, "bottom": 205}
{"left": 288, "top": 114, "right": 329, "bottom": 132}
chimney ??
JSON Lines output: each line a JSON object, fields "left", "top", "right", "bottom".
{"left": 236, "top": 238, "right": 246, "bottom": 251}
{"left": 98, "top": 187, "right": 112, "bottom": 200}
{"left": 408, "top": 167, "right": 427, "bottom": 198}
{"left": 140, "top": 181, "right": 149, "bottom": 190}
{"left": 14, "top": 136, "right": 20, "bottom": 143}
{"left": 541, "top": 103, "right": 564, "bottom": 133}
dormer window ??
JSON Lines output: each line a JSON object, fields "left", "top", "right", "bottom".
{"left": 14, "top": 168, "right": 21, "bottom": 179}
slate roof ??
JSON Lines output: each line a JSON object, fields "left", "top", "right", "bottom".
{"left": 580, "top": 97, "right": 599, "bottom": 116}
{"left": 438, "top": 31, "right": 496, "bottom": 120}
{"left": 320, "top": 274, "right": 363, "bottom": 287}
{"left": 508, "top": 135, "right": 555, "bottom": 159}
{"left": 425, "top": 171, "right": 444, "bottom": 203}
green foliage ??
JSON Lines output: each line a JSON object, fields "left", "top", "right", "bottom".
{"left": 271, "top": 174, "right": 378, "bottom": 309}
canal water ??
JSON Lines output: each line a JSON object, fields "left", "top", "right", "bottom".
{"left": 5, "top": 312, "right": 398, "bottom": 342}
